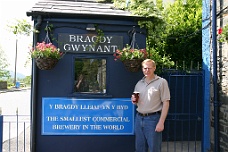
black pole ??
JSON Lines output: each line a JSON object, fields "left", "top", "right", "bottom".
{"left": 212, "top": 0, "right": 219, "bottom": 151}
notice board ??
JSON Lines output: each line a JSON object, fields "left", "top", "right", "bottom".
{"left": 42, "top": 98, "right": 135, "bottom": 135}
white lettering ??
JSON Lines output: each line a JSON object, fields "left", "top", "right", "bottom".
{"left": 103, "top": 125, "right": 124, "bottom": 130}
{"left": 54, "top": 104, "right": 79, "bottom": 109}
{"left": 49, "top": 104, "right": 53, "bottom": 109}
{"left": 69, "top": 35, "right": 76, "bottom": 42}
{"left": 106, "top": 36, "right": 112, "bottom": 43}
{"left": 92, "top": 117, "right": 130, "bottom": 122}
{"left": 52, "top": 125, "right": 81, "bottom": 130}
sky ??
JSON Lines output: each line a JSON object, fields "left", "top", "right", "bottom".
{"left": 0, "top": 0, "right": 37, "bottom": 76}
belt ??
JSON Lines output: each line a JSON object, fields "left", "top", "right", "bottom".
{"left": 137, "top": 111, "right": 161, "bottom": 117}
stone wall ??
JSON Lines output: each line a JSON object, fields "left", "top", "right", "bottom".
{"left": 210, "top": 1, "right": 228, "bottom": 151}
{"left": 0, "top": 81, "right": 7, "bottom": 89}
{"left": 218, "top": 55, "right": 228, "bottom": 152}
{"left": 210, "top": 42, "right": 228, "bottom": 152}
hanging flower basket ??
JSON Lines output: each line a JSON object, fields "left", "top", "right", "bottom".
{"left": 122, "top": 59, "right": 142, "bottom": 72}
{"left": 35, "top": 57, "right": 59, "bottom": 70}
{"left": 113, "top": 45, "right": 147, "bottom": 72}
{"left": 113, "top": 29, "right": 147, "bottom": 72}
{"left": 29, "top": 41, "right": 63, "bottom": 70}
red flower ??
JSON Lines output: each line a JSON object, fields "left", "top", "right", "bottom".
{"left": 218, "top": 28, "right": 222, "bottom": 35}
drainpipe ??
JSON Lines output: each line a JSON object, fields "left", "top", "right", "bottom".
{"left": 31, "top": 15, "right": 42, "bottom": 152}
{"left": 212, "top": 0, "right": 219, "bottom": 152}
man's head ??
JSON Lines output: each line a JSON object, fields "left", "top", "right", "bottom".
{"left": 142, "top": 59, "right": 156, "bottom": 67}
{"left": 141, "top": 59, "right": 156, "bottom": 77}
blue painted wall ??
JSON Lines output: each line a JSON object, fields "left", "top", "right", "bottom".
{"left": 202, "top": 0, "right": 211, "bottom": 151}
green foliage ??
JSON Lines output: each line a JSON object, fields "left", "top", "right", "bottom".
{"left": 7, "top": 81, "right": 14, "bottom": 88}
{"left": 147, "top": 48, "right": 174, "bottom": 74}
{"left": 94, "top": 27, "right": 105, "bottom": 47}
{"left": 6, "top": 76, "right": 31, "bottom": 88}
{"left": 22, "top": 76, "right": 31, "bottom": 86}
{"left": 161, "top": 0, "right": 202, "bottom": 69}
{"left": 113, "top": 0, "right": 127, "bottom": 9}
{"left": 0, "top": 45, "right": 10, "bottom": 80}
{"left": 113, "top": 44, "right": 147, "bottom": 61}
{"left": 30, "top": 42, "right": 63, "bottom": 59}
{"left": 115, "top": 0, "right": 202, "bottom": 70}
{"left": 128, "top": 0, "right": 162, "bottom": 19}
{"left": 6, "top": 19, "right": 32, "bottom": 84}
{"left": 7, "top": 19, "right": 32, "bottom": 36}
{"left": 117, "top": 0, "right": 174, "bottom": 68}
{"left": 218, "top": 25, "right": 228, "bottom": 43}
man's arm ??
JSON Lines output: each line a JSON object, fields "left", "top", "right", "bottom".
{"left": 155, "top": 100, "right": 169, "bottom": 132}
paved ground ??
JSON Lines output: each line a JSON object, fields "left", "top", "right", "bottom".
{"left": 0, "top": 87, "right": 29, "bottom": 94}
{"left": 2, "top": 126, "right": 30, "bottom": 152}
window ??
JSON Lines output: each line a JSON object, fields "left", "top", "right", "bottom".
{"left": 74, "top": 58, "right": 106, "bottom": 94}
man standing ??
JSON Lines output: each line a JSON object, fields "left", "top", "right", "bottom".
{"left": 131, "top": 59, "right": 170, "bottom": 152}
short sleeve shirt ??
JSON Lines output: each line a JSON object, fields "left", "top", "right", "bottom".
{"left": 134, "top": 75, "right": 170, "bottom": 114}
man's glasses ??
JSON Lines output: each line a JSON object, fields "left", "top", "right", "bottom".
{"left": 142, "top": 68, "right": 152, "bottom": 70}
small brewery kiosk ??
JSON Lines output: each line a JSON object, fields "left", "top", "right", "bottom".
{"left": 27, "top": 0, "right": 148, "bottom": 151}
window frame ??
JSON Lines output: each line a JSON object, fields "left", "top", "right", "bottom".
{"left": 72, "top": 55, "right": 111, "bottom": 98}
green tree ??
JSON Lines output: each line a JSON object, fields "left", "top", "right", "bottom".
{"left": 7, "top": 19, "right": 32, "bottom": 36}
{"left": 0, "top": 45, "right": 10, "bottom": 80}
{"left": 115, "top": 0, "right": 202, "bottom": 71}
{"left": 22, "top": 75, "right": 31, "bottom": 86}
{"left": 116, "top": 0, "right": 174, "bottom": 72}
{"left": 162, "top": 0, "right": 202, "bottom": 70}
{"left": 7, "top": 19, "right": 32, "bottom": 85}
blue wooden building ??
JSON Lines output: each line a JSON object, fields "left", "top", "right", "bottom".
{"left": 27, "top": 0, "right": 149, "bottom": 152}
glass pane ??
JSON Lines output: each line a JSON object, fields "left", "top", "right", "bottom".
{"left": 74, "top": 58, "right": 106, "bottom": 93}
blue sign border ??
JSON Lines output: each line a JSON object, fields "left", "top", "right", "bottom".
{"left": 42, "top": 98, "right": 135, "bottom": 135}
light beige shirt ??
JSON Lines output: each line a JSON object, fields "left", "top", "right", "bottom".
{"left": 134, "top": 75, "right": 170, "bottom": 114}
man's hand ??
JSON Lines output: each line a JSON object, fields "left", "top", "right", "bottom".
{"left": 155, "top": 121, "right": 164, "bottom": 132}
{"left": 131, "top": 94, "right": 138, "bottom": 104}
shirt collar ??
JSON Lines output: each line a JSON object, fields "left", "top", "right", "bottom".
{"left": 141, "top": 75, "right": 159, "bottom": 83}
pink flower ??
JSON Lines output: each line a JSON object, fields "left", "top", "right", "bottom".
{"left": 113, "top": 44, "right": 147, "bottom": 61}
{"left": 30, "top": 41, "right": 62, "bottom": 59}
